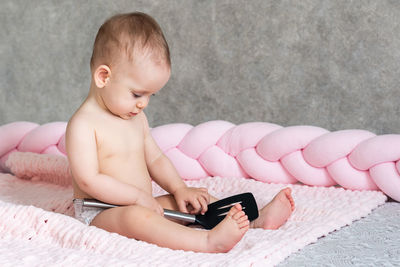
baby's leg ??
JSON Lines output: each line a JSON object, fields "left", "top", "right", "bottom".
{"left": 90, "top": 204, "right": 249, "bottom": 253}
{"left": 157, "top": 188, "right": 295, "bottom": 230}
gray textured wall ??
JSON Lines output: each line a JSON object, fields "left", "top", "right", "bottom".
{"left": 1, "top": 1, "right": 399, "bottom": 134}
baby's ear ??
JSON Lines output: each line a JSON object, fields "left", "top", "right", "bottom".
{"left": 94, "top": 65, "right": 111, "bottom": 88}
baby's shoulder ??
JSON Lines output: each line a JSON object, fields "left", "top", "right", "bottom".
{"left": 67, "top": 107, "right": 97, "bottom": 135}
{"left": 66, "top": 117, "right": 90, "bottom": 142}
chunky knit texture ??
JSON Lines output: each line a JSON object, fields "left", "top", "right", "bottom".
{"left": 0, "top": 173, "right": 386, "bottom": 266}
{"left": 0, "top": 121, "right": 399, "bottom": 200}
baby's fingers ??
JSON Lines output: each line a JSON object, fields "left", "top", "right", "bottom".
{"left": 198, "top": 196, "right": 209, "bottom": 215}
{"left": 199, "top": 187, "right": 208, "bottom": 193}
{"left": 177, "top": 200, "right": 189, "bottom": 213}
{"left": 202, "top": 191, "right": 211, "bottom": 204}
{"left": 189, "top": 200, "right": 201, "bottom": 214}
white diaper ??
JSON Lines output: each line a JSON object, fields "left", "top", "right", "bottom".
{"left": 73, "top": 199, "right": 105, "bottom": 225}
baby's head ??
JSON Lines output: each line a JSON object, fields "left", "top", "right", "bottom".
{"left": 90, "top": 12, "right": 170, "bottom": 72}
{"left": 89, "top": 12, "right": 171, "bottom": 119}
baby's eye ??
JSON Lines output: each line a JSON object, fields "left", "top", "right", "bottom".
{"left": 132, "top": 93, "right": 141, "bottom": 98}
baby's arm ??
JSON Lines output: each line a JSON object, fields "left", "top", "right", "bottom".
{"left": 66, "top": 116, "right": 163, "bottom": 215}
{"left": 142, "top": 114, "right": 210, "bottom": 214}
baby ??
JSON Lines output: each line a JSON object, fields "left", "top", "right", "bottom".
{"left": 66, "top": 12, "right": 295, "bottom": 253}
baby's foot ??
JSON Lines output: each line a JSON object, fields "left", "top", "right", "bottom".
{"left": 251, "top": 188, "right": 295, "bottom": 230}
{"left": 206, "top": 204, "right": 249, "bottom": 253}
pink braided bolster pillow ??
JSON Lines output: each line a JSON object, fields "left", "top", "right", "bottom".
{"left": 0, "top": 121, "right": 399, "bottom": 201}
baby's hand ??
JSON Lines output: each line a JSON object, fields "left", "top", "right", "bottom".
{"left": 136, "top": 193, "right": 164, "bottom": 216}
{"left": 173, "top": 187, "right": 210, "bottom": 215}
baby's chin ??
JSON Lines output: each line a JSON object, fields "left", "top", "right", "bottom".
{"left": 119, "top": 112, "right": 139, "bottom": 120}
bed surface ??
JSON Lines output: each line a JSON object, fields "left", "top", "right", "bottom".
{"left": 279, "top": 201, "right": 400, "bottom": 266}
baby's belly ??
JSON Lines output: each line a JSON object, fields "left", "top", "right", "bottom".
{"left": 73, "top": 155, "right": 152, "bottom": 199}
{"left": 100, "top": 155, "right": 153, "bottom": 193}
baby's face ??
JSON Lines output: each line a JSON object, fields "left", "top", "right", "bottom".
{"left": 101, "top": 56, "right": 171, "bottom": 120}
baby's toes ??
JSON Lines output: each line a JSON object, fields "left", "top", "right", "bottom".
{"left": 227, "top": 203, "right": 243, "bottom": 217}
{"left": 290, "top": 200, "right": 295, "bottom": 211}
{"left": 238, "top": 219, "right": 250, "bottom": 230}
{"left": 237, "top": 214, "right": 248, "bottom": 224}
{"left": 232, "top": 210, "right": 246, "bottom": 220}
{"left": 284, "top": 187, "right": 292, "bottom": 194}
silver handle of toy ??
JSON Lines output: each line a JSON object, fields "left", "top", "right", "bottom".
{"left": 82, "top": 199, "right": 196, "bottom": 223}
{"left": 163, "top": 209, "right": 196, "bottom": 223}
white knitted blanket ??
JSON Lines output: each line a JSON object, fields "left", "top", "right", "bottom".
{"left": 0, "top": 173, "right": 386, "bottom": 266}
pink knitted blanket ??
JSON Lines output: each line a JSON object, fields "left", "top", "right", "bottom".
{"left": 0, "top": 172, "right": 386, "bottom": 266}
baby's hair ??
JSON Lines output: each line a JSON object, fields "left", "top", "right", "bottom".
{"left": 90, "top": 12, "right": 170, "bottom": 71}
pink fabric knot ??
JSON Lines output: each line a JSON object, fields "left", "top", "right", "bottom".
{"left": 1, "top": 120, "right": 399, "bottom": 201}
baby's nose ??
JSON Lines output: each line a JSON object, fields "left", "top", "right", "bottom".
{"left": 136, "top": 102, "right": 145, "bottom": 109}
{"left": 137, "top": 98, "right": 149, "bottom": 109}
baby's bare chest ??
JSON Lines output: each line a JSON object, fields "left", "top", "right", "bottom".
{"left": 92, "top": 117, "right": 151, "bottom": 190}
{"left": 96, "top": 120, "right": 145, "bottom": 160}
